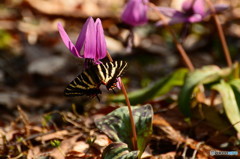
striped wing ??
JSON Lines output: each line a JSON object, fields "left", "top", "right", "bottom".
{"left": 64, "top": 67, "right": 102, "bottom": 97}
{"left": 64, "top": 61, "right": 127, "bottom": 97}
{"left": 95, "top": 61, "right": 127, "bottom": 89}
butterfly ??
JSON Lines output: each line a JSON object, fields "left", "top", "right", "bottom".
{"left": 64, "top": 61, "right": 127, "bottom": 99}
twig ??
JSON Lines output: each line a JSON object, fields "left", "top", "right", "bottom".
{"left": 11, "top": 153, "right": 23, "bottom": 159}
{"left": 191, "top": 142, "right": 203, "bottom": 159}
{"left": 57, "top": 146, "right": 65, "bottom": 157}
{"left": 17, "top": 106, "right": 32, "bottom": 148}
{"left": 205, "top": 0, "right": 232, "bottom": 67}
{"left": 106, "top": 52, "right": 138, "bottom": 150}
{"left": 17, "top": 105, "right": 30, "bottom": 126}
{"left": 182, "top": 143, "right": 188, "bottom": 158}
{"left": 206, "top": 120, "right": 240, "bottom": 144}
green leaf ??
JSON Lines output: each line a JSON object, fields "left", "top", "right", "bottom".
{"left": 230, "top": 79, "right": 240, "bottom": 110}
{"left": 102, "top": 142, "right": 138, "bottom": 159}
{"left": 178, "top": 65, "right": 231, "bottom": 117}
{"left": 95, "top": 104, "right": 153, "bottom": 156}
{"left": 50, "top": 140, "right": 61, "bottom": 147}
{"left": 212, "top": 80, "right": 240, "bottom": 132}
{"left": 0, "top": 29, "right": 13, "bottom": 49}
{"left": 112, "top": 68, "right": 188, "bottom": 105}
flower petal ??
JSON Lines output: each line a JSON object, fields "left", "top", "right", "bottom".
{"left": 57, "top": 23, "right": 81, "bottom": 57}
{"left": 170, "top": 12, "right": 189, "bottom": 24}
{"left": 204, "top": 4, "right": 229, "bottom": 17}
{"left": 121, "top": 0, "right": 148, "bottom": 26}
{"left": 83, "top": 17, "right": 97, "bottom": 59}
{"left": 157, "top": 7, "right": 182, "bottom": 17}
{"left": 95, "top": 18, "right": 107, "bottom": 60}
{"left": 75, "top": 17, "right": 92, "bottom": 57}
{"left": 188, "top": 14, "right": 203, "bottom": 23}
{"left": 214, "top": 4, "right": 229, "bottom": 13}
{"left": 116, "top": 77, "right": 122, "bottom": 90}
{"left": 193, "top": 0, "right": 205, "bottom": 16}
{"left": 182, "top": 0, "right": 194, "bottom": 12}
{"left": 156, "top": 12, "right": 188, "bottom": 26}
{"left": 170, "top": 17, "right": 188, "bottom": 25}
{"left": 155, "top": 20, "right": 167, "bottom": 26}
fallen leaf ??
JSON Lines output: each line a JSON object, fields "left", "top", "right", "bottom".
{"left": 36, "top": 130, "right": 69, "bottom": 141}
{"left": 50, "top": 134, "right": 81, "bottom": 159}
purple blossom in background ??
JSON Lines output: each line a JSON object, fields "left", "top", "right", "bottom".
{"left": 58, "top": 17, "right": 107, "bottom": 63}
{"left": 121, "top": 0, "right": 148, "bottom": 26}
{"left": 157, "top": 0, "right": 229, "bottom": 26}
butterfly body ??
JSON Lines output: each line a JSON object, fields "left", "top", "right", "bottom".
{"left": 64, "top": 61, "right": 127, "bottom": 97}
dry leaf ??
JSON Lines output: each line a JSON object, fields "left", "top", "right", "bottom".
{"left": 50, "top": 134, "right": 81, "bottom": 159}
{"left": 36, "top": 130, "right": 69, "bottom": 141}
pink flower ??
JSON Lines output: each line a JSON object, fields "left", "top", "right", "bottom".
{"left": 121, "top": 0, "right": 148, "bottom": 26}
{"left": 157, "top": 0, "right": 228, "bottom": 26}
{"left": 58, "top": 17, "right": 107, "bottom": 63}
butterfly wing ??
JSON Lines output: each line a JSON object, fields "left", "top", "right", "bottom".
{"left": 64, "top": 60, "right": 127, "bottom": 97}
{"left": 64, "top": 67, "right": 102, "bottom": 97}
{"left": 95, "top": 61, "right": 127, "bottom": 90}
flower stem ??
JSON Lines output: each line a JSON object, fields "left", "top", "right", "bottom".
{"left": 106, "top": 52, "right": 138, "bottom": 150}
{"left": 147, "top": 2, "right": 195, "bottom": 71}
{"left": 205, "top": 0, "right": 232, "bottom": 67}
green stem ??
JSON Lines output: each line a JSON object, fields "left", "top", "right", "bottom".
{"left": 57, "top": 147, "right": 65, "bottom": 157}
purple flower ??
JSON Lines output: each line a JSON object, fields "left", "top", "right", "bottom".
{"left": 121, "top": 0, "right": 148, "bottom": 26}
{"left": 157, "top": 0, "right": 228, "bottom": 26}
{"left": 58, "top": 17, "right": 107, "bottom": 63}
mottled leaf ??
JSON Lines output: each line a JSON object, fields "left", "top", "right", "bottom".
{"left": 102, "top": 142, "right": 138, "bottom": 159}
{"left": 112, "top": 68, "right": 188, "bottom": 105}
{"left": 95, "top": 104, "right": 153, "bottom": 156}
{"left": 212, "top": 80, "right": 240, "bottom": 132}
{"left": 178, "top": 65, "right": 232, "bottom": 117}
